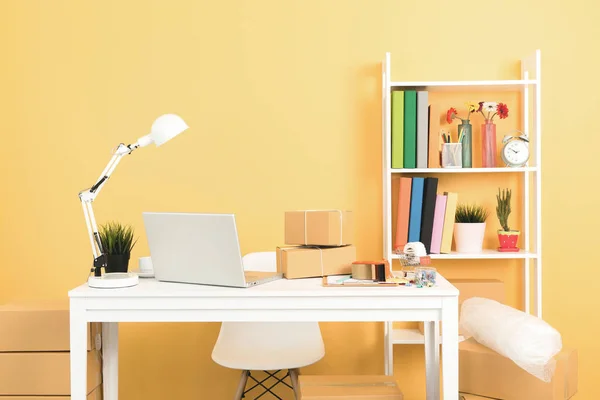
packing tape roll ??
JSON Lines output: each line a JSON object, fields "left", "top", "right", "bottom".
{"left": 351, "top": 263, "right": 372, "bottom": 280}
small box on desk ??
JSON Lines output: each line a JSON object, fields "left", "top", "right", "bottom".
{"left": 417, "top": 279, "right": 505, "bottom": 335}
{"left": 299, "top": 375, "right": 403, "bottom": 399}
{"left": 277, "top": 245, "right": 356, "bottom": 279}
{"left": 0, "top": 386, "right": 102, "bottom": 400}
{"left": 285, "top": 210, "right": 353, "bottom": 246}
{"left": 0, "top": 350, "right": 102, "bottom": 396}
{"left": 0, "top": 300, "right": 101, "bottom": 352}
{"left": 459, "top": 338, "right": 578, "bottom": 400}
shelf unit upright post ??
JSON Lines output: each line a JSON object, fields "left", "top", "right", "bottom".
{"left": 381, "top": 50, "right": 542, "bottom": 376}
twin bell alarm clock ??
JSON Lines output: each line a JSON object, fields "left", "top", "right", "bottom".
{"left": 501, "top": 131, "right": 530, "bottom": 167}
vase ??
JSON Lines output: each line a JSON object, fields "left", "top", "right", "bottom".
{"left": 498, "top": 229, "right": 520, "bottom": 252}
{"left": 105, "top": 253, "right": 131, "bottom": 273}
{"left": 458, "top": 121, "right": 472, "bottom": 168}
{"left": 481, "top": 121, "right": 497, "bottom": 168}
{"left": 453, "top": 222, "right": 486, "bottom": 253}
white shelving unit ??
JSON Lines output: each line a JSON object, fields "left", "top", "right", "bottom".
{"left": 381, "top": 50, "right": 542, "bottom": 374}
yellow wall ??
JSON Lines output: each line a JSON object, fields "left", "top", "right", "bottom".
{"left": 0, "top": 1, "right": 597, "bottom": 399}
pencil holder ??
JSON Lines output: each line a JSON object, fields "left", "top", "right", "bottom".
{"left": 441, "top": 143, "right": 462, "bottom": 168}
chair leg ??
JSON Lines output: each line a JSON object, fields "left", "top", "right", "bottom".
{"left": 289, "top": 368, "right": 300, "bottom": 399}
{"left": 234, "top": 370, "right": 249, "bottom": 400}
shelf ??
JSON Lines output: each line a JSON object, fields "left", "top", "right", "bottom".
{"left": 391, "top": 328, "right": 466, "bottom": 345}
{"left": 390, "top": 167, "right": 537, "bottom": 174}
{"left": 389, "top": 79, "right": 537, "bottom": 92}
{"left": 392, "top": 250, "right": 537, "bottom": 260}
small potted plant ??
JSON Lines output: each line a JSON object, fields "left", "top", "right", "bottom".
{"left": 453, "top": 203, "right": 489, "bottom": 253}
{"left": 99, "top": 221, "right": 137, "bottom": 273}
{"left": 496, "top": 188, "right": 519, "bottom": 252}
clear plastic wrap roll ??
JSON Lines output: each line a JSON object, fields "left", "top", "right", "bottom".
{"left": 459, "top": 297, "right": 562, "bottom": 382}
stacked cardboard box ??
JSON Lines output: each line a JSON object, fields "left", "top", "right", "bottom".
{"left": 299, "top": 375, "right": 403, "bottom": 399}
{"left": 459, "top": 338, "right": 578, "bottom": 399}
{"left": 277, "top": 210, "right": 356, "bottom": 279}
{"left": 417, "top": 279, "right": 505, "bottom": 335}
{"left": 0, "top": 300, "right": 103, "bottom": 399}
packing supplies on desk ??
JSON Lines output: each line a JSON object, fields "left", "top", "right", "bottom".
{"left": 0, "top": 386, "right": 103, "bottom": 400}
{"left": 418, "top": 279, "right": 505, "bottom": 335}
{"left": 277, "top": 245, "right": 356, "bottom": 279}
{"left": 299, "top": 375, "right": 403, "bottom": 399}
{"left": 0, "top": 300, "right": 101, "bottom": 352}
{"left": 459, "top": 338, "right": 578, "bottom": 400}
{"left": 285, "top": 210, "right": 353, "bottom": 246}
{"left": 0, "top": 350, "right": 102, "bottom": 396}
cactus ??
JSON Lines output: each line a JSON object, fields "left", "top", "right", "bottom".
{"left": 496, "top": 188, "right": 512, "bottom": 232}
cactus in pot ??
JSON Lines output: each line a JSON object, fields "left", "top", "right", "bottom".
{"left": 496, "top": 188, "right": 519, "bottom": 251}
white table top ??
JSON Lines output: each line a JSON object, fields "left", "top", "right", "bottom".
{"left": 69, "top": 274, "right": 459, "bottom": 299}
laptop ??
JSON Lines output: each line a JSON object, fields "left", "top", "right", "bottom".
{"left": 142, "top": 212, "right": 283, "bottom": 288}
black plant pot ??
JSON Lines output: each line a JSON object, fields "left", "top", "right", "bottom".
{"left": 105, "top": 254, "right": 131, "bottom": 273}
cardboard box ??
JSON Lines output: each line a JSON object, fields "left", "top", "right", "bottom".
{"left": 418, "top": 279, "right": 505, "bottom": 335}
{"left": 299, "top": 375, "right": 403, "bottom": 399}
{"left": 277, "top": 245, "right": 356, "bottom": 279}
{"left": 0, "top": 351, "right": 102, "bottom": 396}
{"left": 285, "top": 210, "right": 353, "bottom": 246}
{"left": 0, "top": 385, "right": 102, "bottom": 400}
{"left": 0, "top": 300, "right": 101, "bottom": 352}
{"left": 459, "top": 338, "right": 578, "bottom": 400}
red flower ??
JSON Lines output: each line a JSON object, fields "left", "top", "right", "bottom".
{"left": 478, "top": 102, "right": 484, "bottom": 112}
{"left": 446, "top": 107, "right": 457, "bottom": 124}
{"left": 497, "top": 103, "right": 509, "bottom": 119}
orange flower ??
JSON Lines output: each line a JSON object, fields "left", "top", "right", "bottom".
{"left": 446, "top": 107, "right": 457, "bottom": 124}
{"left": 497, "top": 103, "right": 509, "bottom": 119}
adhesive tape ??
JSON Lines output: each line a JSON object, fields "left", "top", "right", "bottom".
{"left": 352, "top": 263, "right": 372, "bottom": 280}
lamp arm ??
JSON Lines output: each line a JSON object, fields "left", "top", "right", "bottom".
{"left": 78, "top": 142, "right": 143, "bottom": 276}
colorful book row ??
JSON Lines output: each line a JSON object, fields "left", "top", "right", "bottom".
{"left": 391, "top": 90, "right": 441, "bottom": 169}
{"left": 394, "top": 177, "right": 458, "bottom": 254}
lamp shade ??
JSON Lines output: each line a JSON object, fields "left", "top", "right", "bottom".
{"left": 149, "top": 114, "right": 189, "bottom": 147}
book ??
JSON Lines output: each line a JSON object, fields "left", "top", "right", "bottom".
{"left": 394, "top": 177, "right": 412, "bottom": 250}
{"left": 440, "top": 192, "right": 458, "bottom": 253}
{"left": 428, "top": 104, "right": 441, "bottom": 168}
{"left": 416, "top": 91, "right": 429, "bottom": 169}
{"left": 419, "top": 177, "right": 439, "bottom": 253}
{"left": 430, "top": 194, "right": 447, "bottom": 254}
{"left": 408, "top": 177, "right": 425, "bottom": 242}
{"left": 391, "top": 91, "right": 404, "bottom": 168}
{"left": 403, "top": 90, "right": 417, "bottom": 168}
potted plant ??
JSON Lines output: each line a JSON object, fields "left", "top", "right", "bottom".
{"left": 453, "top": 203, "right": 489, "bottom": 253}
{"left": 99, "top": 221, "right": 137, "bottom": 273}
{"left": 496, "top": 188, "right": 520, "bottom": 252}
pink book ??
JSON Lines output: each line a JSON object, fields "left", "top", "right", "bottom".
{"left": 429, "top": 194, "right": 447, "bottom": 254}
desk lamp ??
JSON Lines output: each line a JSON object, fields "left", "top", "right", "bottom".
{"left": 79, "top": 114, "right": 189, "bottom": 289}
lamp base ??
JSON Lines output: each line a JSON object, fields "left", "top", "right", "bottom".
{"left": 88, "top": 272, "right": 139, "bottom": 289}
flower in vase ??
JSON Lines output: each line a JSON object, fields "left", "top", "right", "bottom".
{"left": 446, "top": 107, "right": 458, "bottom": 124}
{"left": 446, "top": 102, "right": 478, "bottom": 125}
{"left": 466, "top": 102, "right": 479, "bottom": 113}
{"left": 478, "top": 101, "right": 510, "bottom": 123}
{"left": 497, "top": 102, "right": 509, "bottom": 119}
{"left": 482, "top": 102, "right": 497, "bottom": 113}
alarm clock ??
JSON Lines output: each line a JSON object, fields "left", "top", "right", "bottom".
{"left": 501, "top": 131, "right": 530, "bottom": 167}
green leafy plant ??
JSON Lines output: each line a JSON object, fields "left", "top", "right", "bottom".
{"left": 455, "top": 203, "right": 489, "bottom": 223}
{"left": 99, "top": 221, "right": 137, "bottom": 255}
{"left": 496, "top": 188, "right": 513, "bottom": 232}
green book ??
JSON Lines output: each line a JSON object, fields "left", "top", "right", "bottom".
{"left": 403, "top": 90, "right": 417, "bottom": 168}
{"left": 391, "top": 91, "right": 404, "bottom": 168}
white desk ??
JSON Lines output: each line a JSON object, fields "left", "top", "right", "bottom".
{"left": 69, "top": 275, "right": 459, "bottom": 400}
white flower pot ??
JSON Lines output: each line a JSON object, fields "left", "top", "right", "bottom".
{"left": 454, "top": 222, "right": 486, "bottom": 253}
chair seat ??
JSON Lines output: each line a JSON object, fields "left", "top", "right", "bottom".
{"left": 212, "top": 322, "right": 325, "bottom": 371}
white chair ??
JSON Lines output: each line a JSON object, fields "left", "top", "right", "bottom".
{"left": 211, "top": 251, "right": 325, "bottom": 399}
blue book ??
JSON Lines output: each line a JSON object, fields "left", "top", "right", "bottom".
{"left": 408, "top": 177, "right": 425, "bottom": 242}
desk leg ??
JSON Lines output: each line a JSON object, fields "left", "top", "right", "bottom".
{"left": 103, "top": 322, "right": 119, "bottom": 400}
{"left": 441, "top": 297, "right": 459, "bottom": 400}
{"left": 424, "top": 321, "right": 440, "bottom": 400}
{"left": 70, "top": 301, "right": 88, "bottom": 400}
{"left": 384, "top": 321, "right": 394, "bottom": 376}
